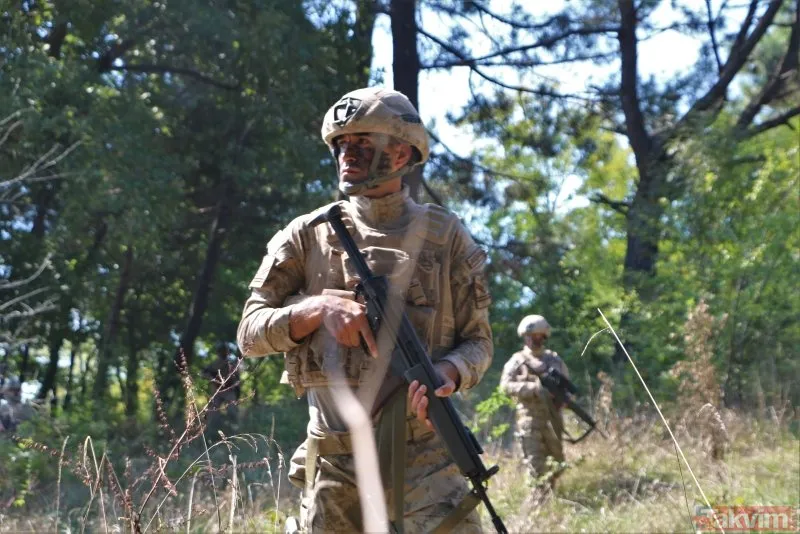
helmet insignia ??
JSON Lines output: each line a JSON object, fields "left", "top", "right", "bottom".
{"left": 332, "top": 97, "right": 362, "bottom": 126}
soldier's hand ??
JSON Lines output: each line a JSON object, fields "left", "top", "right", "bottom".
{"left": 321, "top": 296, "right": 378, "bottom": 358}
{"left": 409, "top": 360, "right": 460, "bottom": 431}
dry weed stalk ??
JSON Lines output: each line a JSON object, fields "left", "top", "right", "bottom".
{"left": 697, "top": 403, "right": 729, "bottom": 460}
{"left": 669, "top": 300, "right": 730, "bottom": 459}
{"left": 669, "top": 299, "right": 725, "bottom": 408}
{"left": 11, "top": 349, "right": 286, "bottom": 534}
{"left": 595, "top": 371, "right": 615, "bottom": 434}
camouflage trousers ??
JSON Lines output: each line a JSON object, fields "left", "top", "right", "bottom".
{"left": 517, "top": 400, "right": 564, "bottom": 488}
{"left": 289, "top": 418, "right": 482, "bottom": 534}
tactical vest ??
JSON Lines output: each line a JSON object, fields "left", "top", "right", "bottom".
{"left": 282, "top": 201, "right": 462, "bottom": 397}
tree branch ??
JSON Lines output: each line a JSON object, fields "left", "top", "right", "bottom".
{"left": 110, "top": 63, "right": 241, "bottom": 91}
{"left": 742, "top": 105, "right": 800, "bottom": 137}
{"left": 736, "top": 0, "right": 799, "bottom": 129}
{"left": 420, "top": 176, "right": 445, "bottom": 207}
{"left": 730, "top": 0, "right": 760, "bottom": 55}
{"left": 466, "top": 24, "right": 619, "bottom": 64}
{"left": 428, "top": 129, "right": 554, "bottom": 183}
{"left": 681, "top": 0, "right": 784, "bottom": 122}
{"left": 0, "top": 254, "right": 52, "bottom": 291}
{"left": 422, "top": 51, "right": 616, "bottom": 69}
{"left": 417, "top": 27, "right": 596, "bottom": 102}
{"left": 705, "top": 0, "right": 724, "bottom": 74}
{"left": 590, "top": 193, "right": 630, "bottom": 214}
{"left": 468, "top": 3, "right": 569, "bottom": 31}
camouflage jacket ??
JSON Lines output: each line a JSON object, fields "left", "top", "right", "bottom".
{"left": 500, "top": 346, "right": 568, "bottom": 420}
{"left": 237, "top": 188, "right": 493, "bottom": 398}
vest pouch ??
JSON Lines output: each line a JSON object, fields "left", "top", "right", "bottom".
{"left": 404, "top": 302, "right": 435, "bottom": 352}
{"left": 415, "top": 249, "right": 441, "bottom": 306}
{"left": 342, "top": 246, "right": 413, "bottom": 293}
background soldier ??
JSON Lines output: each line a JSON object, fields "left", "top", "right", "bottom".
{"left": 0, "top": 364, "right": 23, "bottom": 433}
{"left": 500, "top": 314, "right": 569, "bottom": 493}
{"left": 238, "top": 87, "right": 492, "bottom": 533}
{"left": 202, "top": 342, "right": 241, "bottom": 433}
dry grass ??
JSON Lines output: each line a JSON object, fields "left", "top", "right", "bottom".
{"left": 2, "top": 409, "right": 796, "bottom": 533}
{"left": 0, "top": 354, "right": 296, "bottom": 534}
{"left": 2, "top": 345, "right": 797, "bottom": 533}
{"left": 481, "top": 409, "right": 799, "bottom": 533}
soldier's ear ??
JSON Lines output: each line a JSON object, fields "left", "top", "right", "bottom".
{"left": 394, "top": 143, "right": 412, "bottom": 168}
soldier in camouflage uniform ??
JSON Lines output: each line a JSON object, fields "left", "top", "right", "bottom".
{"left": 500, "top": 315, "right": 568, "bottom": 490}
{"left": 238, "top": 87, "right": 492, "bottom": 533}
{"left": 0, "top": 365, "right": 23, "bottom": 433}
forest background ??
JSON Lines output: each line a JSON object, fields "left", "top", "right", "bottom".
{"left": 1, "top": 0, "right": 798, "bottom": 532}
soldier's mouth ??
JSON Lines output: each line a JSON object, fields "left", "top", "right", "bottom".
{"left": 340, "top": 167, "right": 367, "bottom": 181}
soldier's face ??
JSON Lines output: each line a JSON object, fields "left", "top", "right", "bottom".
{"left": 335, "top": 133, "right": 411, "bottom": 185}
{"left": 525, "top": 333, "right": 547, "bottom": 349}
{"left": 336, "top": 133, "right": 376, "bottom": 183}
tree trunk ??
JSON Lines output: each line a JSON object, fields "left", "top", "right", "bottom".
{"left": 125, "top": 297, "right": 140, "bottom": 417}
{"left": 125, "top": 346, "right": 139, "bottom": 417}
{"left": 176, "top": 180, "right": 234, "bottom": 371}
{"left": 79, "top": 350, "right": 90, "bottom": 403}
{"left": 63, "top": 346, "right": 77, "bottom": 412}
{"left": 38, "top": 333, "right": 63, "bottom": 404}
{"left": 94, "top": 245, "right": 134, "bottom": 400}
{"left": 391, "top": 0, "right": 422, "bottom": 201}
{"left": 353, "top": 0, "right": 377, "bottom": 86}
{"left": 40, "top": 219, "right": 108, "bottom": 394}
{"left": 622, "top": 180, "right": 662, "bottom": 291}
{"left": 18, "top": 344, "right": 31, "bottom": 383}
{"left": 31, "top": 183, "right": 57, "bottom": 239}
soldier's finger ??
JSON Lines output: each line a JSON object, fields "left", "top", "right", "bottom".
{"left": 338, "top": 327, "right": 359, "bottom": 347}
{"left": 359, "top": 320, "right": 378, "bottom": 358}
{"left": 416, "top": 395, "right": 429, "bottom": 422}
{"left": 408, "top": 380, "right": 420, "bottom": 400}
{"left": 412, "top": 384, "right": 427, "bottom": 411}
{"left": 434, "top": 380, "right": 455, "bottom": 397}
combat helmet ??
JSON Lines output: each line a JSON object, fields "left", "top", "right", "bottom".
{"left": 321, "top": 87, "right": 430, "bottom": 195}
{"left": 517, "top": 314, "right": 551, "bottom": 338}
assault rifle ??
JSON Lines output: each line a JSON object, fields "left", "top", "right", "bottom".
{"left": 312, "top": 204, "right": 507, "bottom": 534}
{"left": 524, "top": 362, "right": 608, "bottom": 443}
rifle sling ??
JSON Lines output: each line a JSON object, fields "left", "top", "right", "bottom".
{"left": 375, "top": 388, "right": 407, "bottom": 533}
{"left": 431, "top": 491, "right": 482, "bottom": 534}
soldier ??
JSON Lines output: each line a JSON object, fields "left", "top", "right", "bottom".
{"left": 500, "top": 314, "right": 568, "bottom": 491}
{"left": 0, "top": 365, "right": 23, "bottom": 432}
{"left": 202, "top": 342, "right": 241, "bottom": 432}
{"left": 237, "top": 87, "right": 492, "bottom": 533}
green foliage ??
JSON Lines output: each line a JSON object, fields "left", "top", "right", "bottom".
{"left": 472, "top": 387, "right": 515, "bottom": 443}
{"left": 1, "top": 0, "right": 364, "bottom": 406}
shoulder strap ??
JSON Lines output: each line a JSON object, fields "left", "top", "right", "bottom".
{"left": 416, "top": 204, "right": 457, "bottom": 245}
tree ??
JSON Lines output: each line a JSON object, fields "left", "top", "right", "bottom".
{"left": 1, "top": 0, "right": 370, "bottom": 411}
{"left": 412, "top": 0, "right": 797, "bottom": 370}
{"left": 417, "top": 0, "right": 797, "bottom": 290}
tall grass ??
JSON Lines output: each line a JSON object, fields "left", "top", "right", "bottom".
{"left": 482, "top": 406, "right": 798, "bottom": 533}
{"left": 1, "top": 343, "right": 796, "bottom": 533}
{"left": 1, "top": 355, "right": 295, "bottom": 533}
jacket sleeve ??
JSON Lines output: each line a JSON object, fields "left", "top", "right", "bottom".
{"left": 237, "top": 221, "right": 307, "bottom": 357}
{"left": 499, "top": 355, "right": 542, "bottom": 400}
{"left": 439, "top": 223, "right": 493, "bottom": 391}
